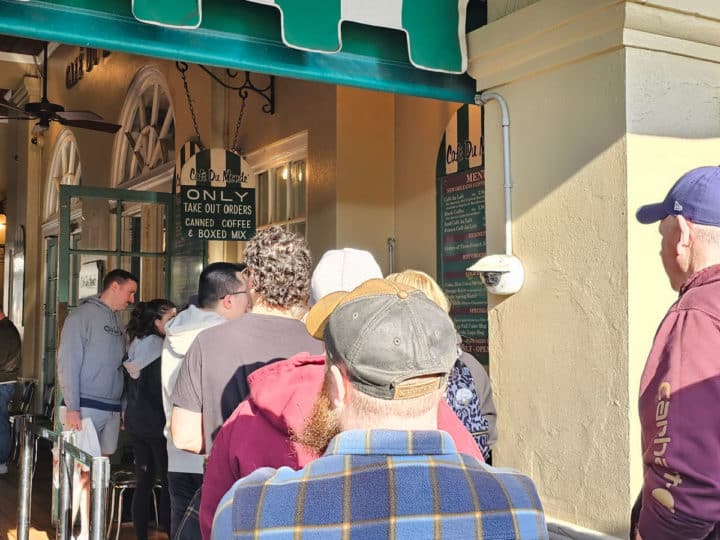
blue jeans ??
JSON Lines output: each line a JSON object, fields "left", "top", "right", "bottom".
{"left": 168, "top": 472, "right": 203, "bottom": 539}
{"left": 0, "top": 383, "right": 15, "bottom": 464}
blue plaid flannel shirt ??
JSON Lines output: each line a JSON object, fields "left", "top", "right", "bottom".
{"left": 212, "top": 430, "right": 547, "bottom": 539}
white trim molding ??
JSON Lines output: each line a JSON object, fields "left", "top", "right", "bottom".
{"left": 243, "top": 131, "right": 308, "bottom": 174}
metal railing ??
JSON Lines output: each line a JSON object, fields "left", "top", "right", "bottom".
{"left": 16, "top": 414, "right": 110, "bottom": 540}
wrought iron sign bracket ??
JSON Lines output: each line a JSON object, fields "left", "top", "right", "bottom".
{"left": 181, "top": 62, "right": 275, "bottom": 115}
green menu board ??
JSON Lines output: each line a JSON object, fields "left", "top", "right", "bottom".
{"left": 436, "top": 104, "right": 487, "bottom": 364}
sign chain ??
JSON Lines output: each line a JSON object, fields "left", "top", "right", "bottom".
{"left": 177, "top": 62, "right": 202, "bottom": 145}
{"left": 232, "top": 96, "right": 247, "bottom": 154}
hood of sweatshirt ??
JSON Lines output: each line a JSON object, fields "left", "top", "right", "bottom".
{"left": 163, "top": 304, "right": 226, "bottom": 358}
{"left": 246, "top": 352, "right": 326, "bottom": 438}
{"left": 80, "top": 295, "right": 120, "bottom": 326}
{"left": 124, "top": 334, "right": 164, "bottom": 379}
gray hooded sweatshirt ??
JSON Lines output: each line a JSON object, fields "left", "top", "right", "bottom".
{"left": 161, "top": 305, "right": 225, "bottom": 474}
{"left": 57, "top": 296, "right": 125, "bottom": 411}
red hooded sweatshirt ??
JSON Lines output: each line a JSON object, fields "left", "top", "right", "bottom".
{"left": 200, "top": 352, "right": 484, "bottom": 540}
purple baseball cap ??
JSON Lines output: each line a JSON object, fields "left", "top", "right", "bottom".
{"left": 636, "top": 166, "right": 720, "bottom": 225}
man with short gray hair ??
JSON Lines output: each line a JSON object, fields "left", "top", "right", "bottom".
{"left": 633, "top": 166, "right": 720, "bottom": 539}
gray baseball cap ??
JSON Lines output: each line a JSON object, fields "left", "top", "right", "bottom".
{"left": 305, "top": 279, "right": 457, "bottom": 400}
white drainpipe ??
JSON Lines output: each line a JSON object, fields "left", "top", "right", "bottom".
{"left": 475, "top": 91, "right": 512, "bottom": 256}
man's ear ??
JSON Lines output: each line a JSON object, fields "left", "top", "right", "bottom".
{"left": 327, "top": 364, "right": 348, "bottom": 410}
{"left": 676, "top": 215, "right": 694, "bottom": 250}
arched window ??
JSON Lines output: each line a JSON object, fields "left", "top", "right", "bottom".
{"left": 111, "top": 65, "right": 175, "bottom": 187}
{"left": 44, "top": 129, "right": 81, "bottom": 221}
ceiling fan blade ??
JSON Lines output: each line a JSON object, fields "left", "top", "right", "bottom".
{"left": 56, "top": 110, "right": 104, "bottom": 121}
{"left": 0, "top": 116, "right": 35, "bottom": 121}
{"left": 0, "top": 97, "right": 32, "bottom": 117}
{"left": 56, "top": 111, "right": 121, "bottom": 133}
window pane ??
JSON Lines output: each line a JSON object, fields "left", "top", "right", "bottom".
{"left": 272, "top": 165, "right": 288, "bottom": 221}
{"left": 289, "top": 160, "right": 306, "bottom": 220}
{"left": 288, "top": 221, "right": 306, "bottom": 239}
{"left": 257, "top": 172, "right": 269, "bottom": 226}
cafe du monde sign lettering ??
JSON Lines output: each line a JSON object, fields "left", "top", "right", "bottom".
{"left": 179, "top": 148, "right": 256, "bottom": 240}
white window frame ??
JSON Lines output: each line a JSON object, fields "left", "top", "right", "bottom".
{"left": 42, "top": 129, "right": 83, "bottom": 237}
{"left": 110, "top": 65, "right": 175, "bottom": 190}
{"left": 243, "top": 131, "right": 308, "bottom": 235}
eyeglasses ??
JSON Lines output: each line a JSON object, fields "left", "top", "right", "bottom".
{"left": 224, "top": 290, "right": 247, "bottom": 298}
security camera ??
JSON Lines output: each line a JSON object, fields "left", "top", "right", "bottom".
{"left": 467, "top": 254, "right": 525, "bottom": 295}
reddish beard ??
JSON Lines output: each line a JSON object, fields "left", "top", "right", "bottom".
{"left": 291, "top": 374, "right": 341, "bottom": 455}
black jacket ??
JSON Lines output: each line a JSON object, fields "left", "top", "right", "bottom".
{"left": 124, "top": 356, "right": 166, "bottom": 440}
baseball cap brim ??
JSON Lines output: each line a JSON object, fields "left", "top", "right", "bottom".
{"left": 636, "top": 202, "right": 668, "bottom": 224}
{"left": 305, "top": 290, "right": 348, "bottom": 339}
{"left": 305, "top": 279, "right": 416, "bottom": 340}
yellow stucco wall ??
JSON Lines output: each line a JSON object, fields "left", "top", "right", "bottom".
{"left": 482, "top": 49, "right": 630, "bottom": 534}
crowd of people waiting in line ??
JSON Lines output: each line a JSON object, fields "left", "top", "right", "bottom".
{"left": 48, "top": 165, "right": 720, "bottom": 540}
{"left": 55, "top": 227, "right": 530, "bottom": 540}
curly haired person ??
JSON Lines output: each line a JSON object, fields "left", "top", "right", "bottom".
{"left": 171, "top": 227, "right": 323, "bottom": 456}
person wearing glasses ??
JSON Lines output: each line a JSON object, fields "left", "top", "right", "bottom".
{"left": 161, "top": 262, "right": 247, "bottom": 538}
{"left": 171, "top": 226, "right": 326, "bottom": 536}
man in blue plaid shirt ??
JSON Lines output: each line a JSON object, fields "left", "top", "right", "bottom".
{"left": 212, "top": 279, "right": 547, "bottom": 539}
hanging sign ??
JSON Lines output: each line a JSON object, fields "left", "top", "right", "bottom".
{"left": 436, "top": 104, "right": 487, "bottom": 363}
{"left": 179, "top": 148, "right": 256, "bottom": 240}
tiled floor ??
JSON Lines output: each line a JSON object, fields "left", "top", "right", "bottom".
{"left": 1, "top": 441, "right": 166, "bottom": 540}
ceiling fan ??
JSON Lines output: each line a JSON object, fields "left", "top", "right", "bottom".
{"left": 0, "top": 42, "right": 121, "bottom": 134}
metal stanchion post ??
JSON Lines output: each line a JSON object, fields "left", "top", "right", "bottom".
{"left": 16, "top": 414, "right": 33, "bottom": 540}
{"left": 56, "top": 431, "right": 75, "bottom": 540}
{"left": 89, "top": 456, "right": 109, "bottom": 540}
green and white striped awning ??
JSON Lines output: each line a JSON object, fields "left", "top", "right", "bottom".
{"left": 0, "top": 0, "right": 479, "bottom": 103}
{"left": 133, "top": 0, "right": 468, "bottom": 74}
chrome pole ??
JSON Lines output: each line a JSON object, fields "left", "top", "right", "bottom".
{"left": 16, "top": 415, "right": 33, "bottom": 540}
{"left": 387, "top": 237, "right": 396, "bottom": 275}
{"left": 56, "top": 431, "right": 74, "bottom": 540}
{"left": 89, "top": 456, "right": 110, "bottom": 540}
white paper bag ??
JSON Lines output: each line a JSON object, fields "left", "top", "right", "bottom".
{"left": 75, "top": 417, "right": 102, "bottom": 458}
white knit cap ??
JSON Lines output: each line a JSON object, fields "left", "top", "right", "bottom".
{"left": 310, "top": 248, "right": 383, "bottom": 305}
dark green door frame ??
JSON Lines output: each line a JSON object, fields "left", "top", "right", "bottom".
{"left": 58, "top": 184, "right": 174, "bottom": 311}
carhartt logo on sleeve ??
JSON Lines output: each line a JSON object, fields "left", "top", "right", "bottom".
{"left": 652, "top": 381, "right": 682, "bottom": 514}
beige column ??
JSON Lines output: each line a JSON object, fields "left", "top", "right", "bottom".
{"left": 19, "top": 76, "right": 44, "bottom": 379}
{"left": 468, "top": 0, "right": 720, "bottom": 535}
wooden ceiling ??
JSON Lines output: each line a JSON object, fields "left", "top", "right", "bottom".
{"left": 0, "top": 35, "right": 46, "bottom": 56}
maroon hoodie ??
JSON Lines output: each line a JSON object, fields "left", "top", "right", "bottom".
{"left": 638, "top": 265, "right": 720, "bottom": 540}
{"left": 200, "top": 352, "right": 485, "bottom": 540}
